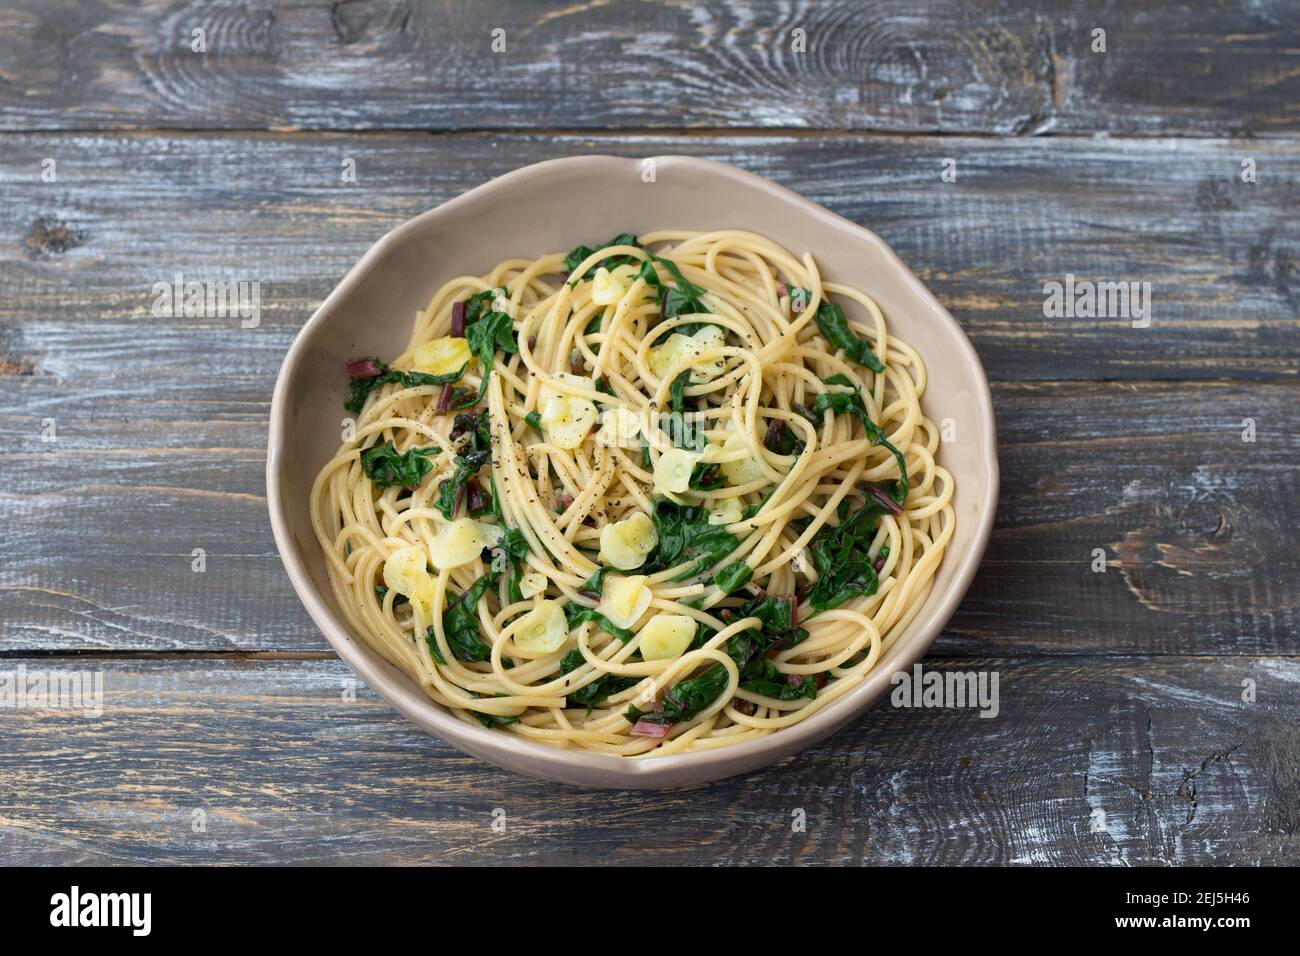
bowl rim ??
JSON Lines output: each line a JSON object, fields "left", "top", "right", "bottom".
{"left": 266, "top": 154, "right": 999, "bottom": 786}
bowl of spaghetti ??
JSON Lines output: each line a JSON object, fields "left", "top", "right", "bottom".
{"left": 268, "top": 156, "right": 997, "bottom": 787}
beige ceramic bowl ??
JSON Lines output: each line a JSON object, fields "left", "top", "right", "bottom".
{"left": 267, "top": 155, "right": 998, "bottom": 788}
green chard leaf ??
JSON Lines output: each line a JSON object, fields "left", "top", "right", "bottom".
{"left": 432, "top": 572, "right": 498, "bottom": 663}
{"left": 638, "top": 664, "right": 730, "bottom": 724}
{"left": 740, "top": 487, "right": 776, "bottom": 521}
{"left": 813, "top": 299, "right": 886, "bottom": 373}
{"left": 361, "top": 443, "right": 440, "bottom": 491}
{"left": 344, "top": 360, "right": 467, "bottom": 415}
{"left": 560, "top": 649, "right": 637, "bottom": 711}
{"left": 576, "top": 566, "right": 621, "bottom": 599}
{"left": 348, "top": 289, "right": 515, "bottom": 416}
{"left": 713, "top": 561, "right": 753, "bottom": 595}
{"left": 629, "top": 592, "right": 810, "bottom": 727}
{"left": 803, "top": 484, "right": 901, "bottom": 614}
{"left": 649, "top": 499, "right": 687, "bottom": 564}
{"left": 765, "top": 419, "right": 800, "bottom": 456}
{"left": 485, "top": 473, "right": 530, "bottom": 603}
{"left": 635, "top": 254, "right": 710, "bottom": 320}
{"left": 470, "top": 692, "right": 519, "bottom": 728}
{"left": 494, "top": 526, "right": 530, "bottom": 603}
{"left": 562, "top": 602, "right": 635, "bottom": 644}
{"left": 740, "top": 592, "right": 802, "bottom": 635}
{"left": 564, "top": 234, "right": 642, "bottom": 281}
{"left": 668, "top": 372, "right": 690, "bottom": 413}
{"left": 689, "top": 460, "right": 724, "bottom": 490}
{"left": 636, "top": 258, "right": 663, "bottom": 302}
{"left": 727, "top": 595, "right": 813, "bottom": 699}
{"left": 454, "top": 294, "right": 517, "bottom": 411}
{"left": 646, "top": 499, "right": 739, "bottom": 582}
{"left": 739, "top": 659, "right": 818, "bottom": 701}
{"left": 808, "top": 374, "right": 909, "bottom": 503}
{"left": 654, "top": 256, "right": 708, "bottom": 319}
{"left": 461, "top": 287, "right": 508, "bottom": 328}
{"left": 434, "top": 447, "right": 492, "bottom": 519}
{"left": 457, "top": 409, "right": 492, "bottom": 448}
{"left": 433, "top": 410, "right": 495, "bottom": 519}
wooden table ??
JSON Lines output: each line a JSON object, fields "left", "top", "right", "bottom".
{"left": 1, "top": 1, "right": 1296, "bottom": 866}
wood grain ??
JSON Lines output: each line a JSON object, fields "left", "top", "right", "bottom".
{"left": 945, "top": 381, "right": 1300, "bottom": 657}
{"left": 0, "top": 1, "right": 1295, "bottom": 135}
{"left": 0, "top": 656, "right": 1293, "bottom": 865}
{"left": 0, "top": 131, "right": 1295, "bottom": 382}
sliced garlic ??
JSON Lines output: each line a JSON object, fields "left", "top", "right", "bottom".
{"left": 708, "top": 497, "right": 743, "bottom": 526}
{"left": 649, "top": 326, "right": 727, "bottom": 385}
{"left": 541, "top": 372, "right": 595, "bottom": 400}
{"left": 519, "top": 571, "right": 548, "bottom": 598}
{"left": 538, "top": 375, "right": 599, "bottom": 450}
{"left": 591, "top": 267, "right": 629, "bottom": 305}
{"left": 383, "top": 545, "right": 435, "bottom": 606}
{"left": 596, "top": 406, "right": 643, "bottom": 449}
{"left": 637, "top": 615, "right": 697, "bottom": 661}
{"left": 653, "top": 447, "right": 698, "bottom": 494}
{"left": 598, "top": 512, "right": 658, "bottom": 570}
{"left": 513, "top": 600, "right": 568, "bottom": 654}
{"left": 688, "top": 325, "right": 727, "bottom": 384}
{"left": 600, "top": 574, "right": 652, "bottom": 629}
{"left": 429, "top": 518, "right": 497, "bottom": 571}
{"left": 648, "top": 333, "right": 702, "bottom": 380}
{"left": 540, "top": 394, "right": 598, "bottom": 449}
{"left": 719, "top": 432, "right": 766, "bottom": 485}
{"left": 540, "top": 394, "right": 569, "bottom": 425}
{"left": 412, "top": 336, "right": 473, "bottom": 377}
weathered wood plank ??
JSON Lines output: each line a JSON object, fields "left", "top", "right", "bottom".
{"left": 2, "top": 377, "right": 1296, "bottom": 656}
{"left": 943, "top": 380, "right": 1300, "bottom": 656}
{"left": 0, "top": 132, "right": 1295, "bottom": 381}
{"left": 0, "top": 656, "right": 1294, "bottom": 865}
{"left": 0, "top": 1, "right": 1295, "bottom": 135}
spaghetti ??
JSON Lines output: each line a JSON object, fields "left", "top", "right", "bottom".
{"left": 310, "top": 230, "right": 955, "bottom": 756}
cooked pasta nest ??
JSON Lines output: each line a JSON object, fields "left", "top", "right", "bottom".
{"left": 311, "top": 229, "right": 955, "bottom": 756}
